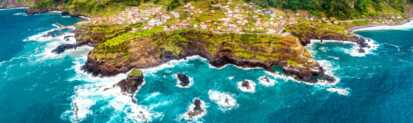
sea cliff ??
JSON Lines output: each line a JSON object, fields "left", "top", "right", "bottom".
{"left": 3, "top": 0, "right": 412, "bottom": 95}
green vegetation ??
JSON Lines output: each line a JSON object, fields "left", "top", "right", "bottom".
{"left": 31, "top": 0, "right": 142, "bottom": 16}
{"left": 246, "top": 0, "right": 410, "bottom": 19}
{"left": 75, "top": 24, "right": 132, "bottom": 44}
{"left": 103, "top": 26, "right": 163, "bottom": 48}
{"left": 27, "top": 0, "right": 411, "bottom": 18}
{"left": 285, "top": 20, "right": 351, "bottom": 43}
{"left": 128, "top": 69, "right": 143, "bottom": 78}
{"left": 89, "top": 28, "right": 314, "bottom": 70}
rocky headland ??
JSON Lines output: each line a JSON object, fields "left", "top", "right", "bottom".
{"left": 4, "top": 0, "right": 412, "bottom": 96}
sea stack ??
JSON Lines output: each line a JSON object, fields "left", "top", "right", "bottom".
{"left": 258, "top": 76, "right": 276, "bottom": 87}
{"left": 176, "top": 73, "right": 192, "bottom": 88}
{"left": 183, "top": 98, "right": 206, "bottom": 121}
{"left": 237, "top": 80, "right": 256, "bottom": 93}
{"left": 116, "top": 69, "right": 145, "bottom": 95}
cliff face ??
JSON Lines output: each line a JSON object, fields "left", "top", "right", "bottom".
{"left": 78, "top": 27, "right": 334, "bottom": 83}
{"left": 18, "top": 0, "right": 410, "bottom": 85}
{"left": 0, "top": 0, "right": 28, "bottom": 8}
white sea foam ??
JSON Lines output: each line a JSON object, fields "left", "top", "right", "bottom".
{"left": 181, "top": 98, "right": 207, "bottom": 121}
{"left": 23, "top": 25, "right": 85, "bottom": 61}
{"left": 228, "top": 76, "right": 235, "bottom": 80}
{"left": 264, "top": 71, "right": 294, "bottom": 82}
{"left": 26, "top": 24, "right": 163, "bottom": 122}
{"left": 143, "top": 92, "right": 161, "bottom": 101}
{"left": 327, "top": 87, "right": 350, "bottom": 96}
{"left": 20, "top": 22, "right": 161, "bottom": 122}
{"left": 307, "top": 38, "right": 379, "bottom": 57}
{"left": 207, "top": 61, "right": 264, "bottom": 71}
{"left": 0, "top": 7, "right": 27, "bottom": 11}
{"left": 49, "top": 10, "right": 63, "bottom": 14}
{"left": 13, "top": 12, "right": 27, "bottom": 16}
{"left": 346, "top": 37, "right": 379, "bottom": 57}
{"left": 24, "top": 25, "right": 75, "bottom": 42}
{"left": 317, "top": 60, "right": 340, "bottom": 85}
{"left": 208, "top": 90, "right": 238, "bottom": 111}
{"left": 258, "top": 75, "right": 276, "bottom": 87}
{"left": 237, "top": 80, "right": 256, "bottom": 93}
{"left": 306, "top": 39, "right": 356, "bottom": 49}
{"left": 65, "top": 46, "right": 163, "bottom": 122}
{"left": 142, "top": 55, "right": 203, "bottom": 74}
{"left": 264, "top": 61, "right": 339, "bottom": 86}
{"left": 352, "top": 20, "right": 413, "bottom": 32}
{"left": 148, "top": 100, "right": 172, "bottom": 110}
{"left": 66, "top": 60, "right": 162, "bottom": 122}
{"left": 23, "top": 28, "right": 58, "bottom": 42}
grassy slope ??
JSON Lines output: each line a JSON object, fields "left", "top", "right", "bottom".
{"left": 13, "top": 0, "right": 409, "bottom": 79}
{"left": 74, "top": 0, "right": 409, "bottom": 73}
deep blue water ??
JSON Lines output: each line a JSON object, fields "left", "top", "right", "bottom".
{"left": 0, "top": 8, "right": 413, "bottom": 123}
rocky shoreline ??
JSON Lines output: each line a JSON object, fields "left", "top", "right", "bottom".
{"left": 18, "top": 3, "right": 410, "bottom": 99}
{"left": 77, "top": 29, "right": 336, "bottom": 84}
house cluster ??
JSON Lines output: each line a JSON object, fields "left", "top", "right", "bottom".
{"left": 89, "top": 0, "right": 301, "bottom": 35}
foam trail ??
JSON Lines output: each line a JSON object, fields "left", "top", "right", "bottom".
{"left": 23, "top": 24, "right": 163, "bottom": 122}
{"left": 143, "top": 92, "right": 161, "bottom": 101}
{"left": 258, "top": 75, "right": 276, "bottom": 87}
{"left": 306, "top": 39, "right": 379, "bottom": 57}
{"left": 66, "top": 60, "right": 162, "bottom": 122}
{"left": 64, "top": 44, "right": 162, "bottom": 122}
{"left": 0, "top": 7, "right": 27, "bottom": 11}
{"left": 264, "top": 61, "right": 339, "bottom": 86}
{"left": 317, "top": 60, "right": 340, "bottom": 85}
{"left": 13, "top": 12, "right": 27, "bottom": 16}
{"left": 23, "top": 28, "right": 58, "bottom": 42}
{"left": 19, "top": 20, "right": 161, "bottom": 123}
{"left": 228, "top": 76, "right": 235, "bottom": 80}
{"left": 352, "top": 20, "right": 413, "bottom": 32}
{"left": 208, "top": 90, "right": 238, "bottom": 111}
{"left": 327, "top": 87, "right": 351, "bottom": 96}
{"left": 142, "top": 55, "right": 203, "bottom": 74}
{"left": 23, "top": 25, "right": 83, "bottom": 61}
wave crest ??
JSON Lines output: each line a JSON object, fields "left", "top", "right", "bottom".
{"left": 208, "top": 90, "right": 238, "bottom": 111}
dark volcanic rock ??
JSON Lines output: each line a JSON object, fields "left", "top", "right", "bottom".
{"left": 177, "top": 73, "right": 190, "bottom": 87}
{"left": 186, "top": 98, "right": 205, "bottom": 119}
{"left": 26, "top": 8, "right": 50, "bottom": 15}
{"left": 193, "top": 99, "right": 203, "bottom": 111}
{"left": 241, "top": 81, "right": 251, "bottom": 89}
{"left": 283, "top": 65, "right": 335, "bottom": 83}
{"left": 81, "top": 30, "right": 334, "bottom": 84}
{"left": 116, "top": 74, "right": 144, "bottom": 95}
{"left": 82, "top": 57, "right": 131, "bottom": 76}
{"left": 52, "top": 43, "right": 79, "bottom": 54}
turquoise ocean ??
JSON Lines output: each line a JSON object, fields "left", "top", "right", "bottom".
{"left": 0, "top": 8, "right": 412, "bottom": 123}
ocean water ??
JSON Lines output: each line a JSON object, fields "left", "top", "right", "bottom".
{"left": 0, "top": 8, "right": 412, "bottom": 123}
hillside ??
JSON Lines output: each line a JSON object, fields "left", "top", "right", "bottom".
{"left": 1, "top": 0, "right": 412, "bottom": 84}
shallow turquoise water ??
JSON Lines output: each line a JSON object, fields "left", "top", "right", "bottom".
{"left": 0, "top": 8, "right": 412, "bottom": 123}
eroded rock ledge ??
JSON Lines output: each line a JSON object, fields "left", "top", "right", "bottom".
{"left": 76, "top": 27, "right": 335, "bottom": 84}
{"left": 116, "top": 69, "right": 144, "bottom": 96}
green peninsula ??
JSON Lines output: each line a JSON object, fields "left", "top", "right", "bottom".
{"left": 2, "top": 0, "right": 412, "bottom": 85}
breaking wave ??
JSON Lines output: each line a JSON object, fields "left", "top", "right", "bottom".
{"left": 352, "top": 20, "right": 413, "bottom": 32}
{"left": 237, "top": 80, "right": 256, "bottom": 93}
{"left": 208, "top": 90, "right": 238, "bottom": 111}
{"left": 326, "top": 87, "right": 351, "bottom": 96}
{"left": 180, "top": 98, "right": 207, "bottom": 122}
